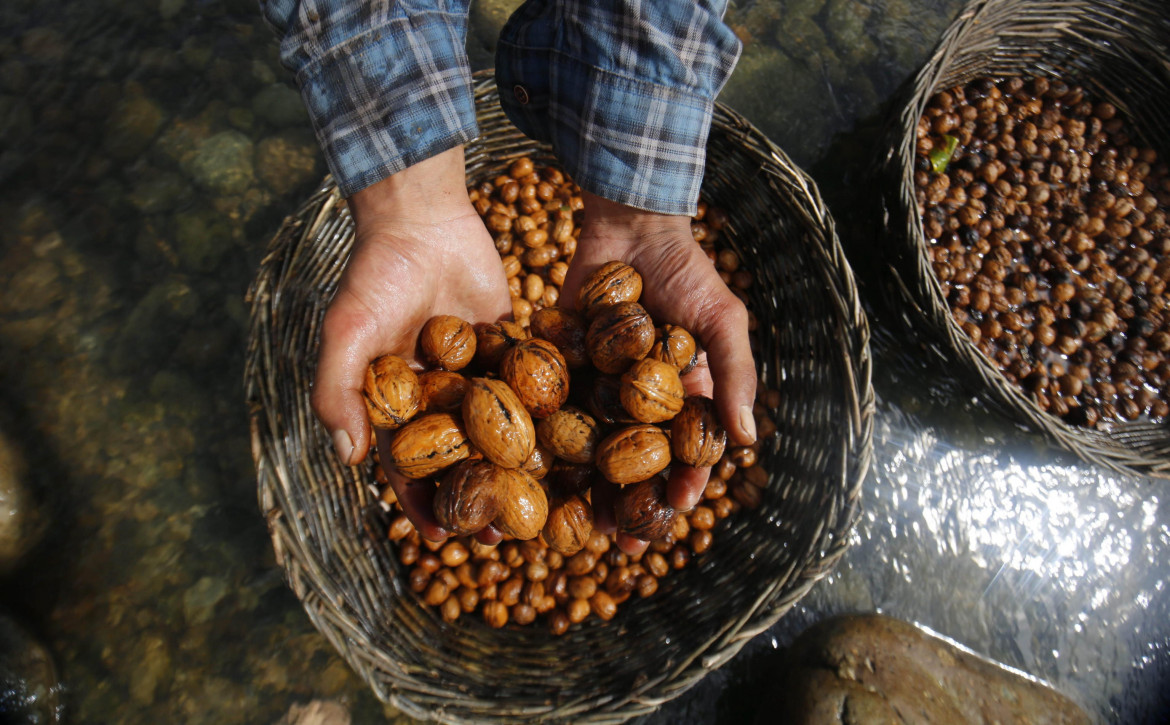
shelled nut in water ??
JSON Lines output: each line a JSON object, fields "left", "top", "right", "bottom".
{"left": 363, "top": 354, "right": 421, "bottom": 430}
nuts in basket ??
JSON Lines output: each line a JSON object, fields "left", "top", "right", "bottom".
{"left": 915, "top": 76, "right": 1170, "bottom": 427}
{"left": 363, "top": 354, "right": 421, "bottom": 430}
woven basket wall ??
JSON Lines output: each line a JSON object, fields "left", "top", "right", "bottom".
{"left": 879, "top": 0, "right": 1170, "bottom": 477}
{"left": 245, "top": 72, "right": 873, "bottom": 723}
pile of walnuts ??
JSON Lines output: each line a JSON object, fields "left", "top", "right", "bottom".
{"left": 915, "top": 76, "right": 1170, "bottom": 426}
{"left": 363, "top": 158, "right": 777, "bottom": 632}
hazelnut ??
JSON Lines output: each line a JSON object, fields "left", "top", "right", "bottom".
{"left": 594, "top": 424, "right": 672, "bottom": 485}
{"left": 620, "top": 358, "right": 686, "bottom": 423}
{"left": 500, "top": 338, "right": 571, "bottom": 418}
{"left": 363, "top": 354, "right": 421, "bottom": 430}
{"left": 461, "top": 377, "right": 536, "bottom": 469}
{"left": 388, "top": 412, "right": 473, "bottom": 479}
{"left": 420, "top": 315, "right": 477, "bottom": 371}
{"left": 577, "top": 261, "right": 643, "bottom": 318}
{"left": 530, "top": 307, "right": 590, "bottom": 368}
{"left": 493, "top": 468, "right": 549, "bottom": 540}
{"left": 613, "top": 477, "right": 677, "bottom": 541}
{"left": 536, "top": 406, "right": 601, "bottom": 464}
{"left": 586, "top": 301, "right": 656, "bottom": 374}
{"left": 417, "top": 370, "right": 469, "bottom": 413}
{"left": 433, "top": 460, "right": 506, "bottom": 535}
{"left": 542, "top": 494, "right": 594, "bottom": 556}
{"left": 671, "top": 395, "right": 727, "bottom": 467}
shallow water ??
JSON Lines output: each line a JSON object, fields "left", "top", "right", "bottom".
{"left": 0, "top": 0, "right": 1167, "bottom": 723}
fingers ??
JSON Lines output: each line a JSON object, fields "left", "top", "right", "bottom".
{"left": 312, "top": 300, "right": 378, "bottom": 465}
{"left": 691, "top": 294, "right": 758, "bottom": 446}
{"left": 667, "top": 464, "right": 710, "bottom": 512}
{"left": 376, "top": 429, "right": 449, "bottom": 542}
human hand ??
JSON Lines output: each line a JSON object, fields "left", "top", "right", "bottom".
{"left": 311, "top": 146, "right": 512, "bottom": 542}
{"left": 560, "top": 192, "right": 758, "bottom": 555}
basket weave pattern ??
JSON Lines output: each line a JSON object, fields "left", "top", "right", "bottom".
{"left": 880, "top": 0, "right": 1170, "bottom": 476}
{"left": 246, "top": 73, "right": 873, "bottom": 723}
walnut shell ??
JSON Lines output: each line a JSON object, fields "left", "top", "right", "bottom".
{"left": 474, "top": 320, "right": 528, "bottom": 369}
{"left": 493, "top": 468, "right": 549, "bottom": 540}
{"left": 576, "top": 261, "right": 643, "bottom": 318}
{"left": 620, "top": 358, "right": 686, "bottom": 423}
{"left": 388, "top": 412, "right": 473, "bottom": 479}
{"left": 546, "top": 460, "right": 595, "bottom": 498}
{"left": 433, "top": 460, "right": 505, "bottom": 535}
{"left": 542, "top": 494, "right": 593, "bottom": 555}
{"left": 594, "top": 424, "right": 671, "bottom": 485}
{"left": 461, "top": 377, "right": 536, "bottom": 469}
{"left": 586, "top": 301, "right": 655, "bottom": 374}
{"left": 614, "top": 477, "right": 676, "bottom": 541}
{"left": 671, "top": 395, "right": 727, "bottom": 467}
{"left": 500, "top": 338, "right": 570, "bottom": 418}
{"left": 587, "top": 375, "right": 636, "bottom": 426}
{"left": 530, "top": 307, "right": 590, "bottom": 368}
{"left": 417, "top": 370, "right": 469, "bottom": 413}
{"left": 649, "top": 324, "right": 698, "bottom": 375}
{"left": 521, "top": 441, "right": 554, "bottom": 479}
{"left": 536, "top": 406, "right": 601, "bottom": 464}
{"left": 363, "top": 355, "right": 422, "bottom": 430}
{"left": 420, "top": 315, "right": 476, "bottom": 371}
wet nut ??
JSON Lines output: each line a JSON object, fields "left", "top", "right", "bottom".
{"left": 613, "top": 476, "right": 677, "bottom": 541}
{"left": 433, "top": 460, "right": 505, "bottom": 535}
{"left": 417, "top": 370, "right": 469, "bottom": 413}
{"left": 493, "top": 468, "right": 549, "bottom": 540}
{"left": 671, "top": 395, "right": 727, "bottom": 467}
{"left": 576, "top": 261, "right": 643, "bottom": 318}
{"left": 461, "top": 377, "right": 536, "bottom": 469}
{"left": 530, "top": 307, "right": 590, "bottom": 368}
{"left": 648, "top": 324, "right": 698, "bottom": 375}
{"left": 388, "top": 412, "right": 473, "bottom": 479}
{"left": 586, "top": 301, "right": 656, "bottom": 374}
{"left": 521, "top": 441, "right": 554, "bottom": 479}
{"left": 500, "top": 338, "right": 570, "bottom": 418}
{"left": 363, "top": 354, "right": 421, "bottom": 430}
{"left": 542, "top": 494, "right": 593, "bottom": 555}
{"left": 620, "top": 358, "right": 686, "bottom": 423}
{"left": 594, "top": 424, "right": 672, "bottom": 485}
{"left": 587, "top": 375, "right": 636, "bottom": 425}
{"left": 536, "top": 406, "right": 601, "bottom": 464}
{"left": 420, "top": 315, "right": 477, "bottom": 371}
{"left": 474, "top": 320, "right": 528, "bottom": 369}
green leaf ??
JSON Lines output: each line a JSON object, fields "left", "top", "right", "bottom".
{"left": 929, "top": 134, "right": 960, "bottom": 174}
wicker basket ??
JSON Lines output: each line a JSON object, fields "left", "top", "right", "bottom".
{"left": 878, "top": 0, "right": 1170, "bottom": 477}
{"left": 245, "top": 72, "right": 873, "bottom": 723}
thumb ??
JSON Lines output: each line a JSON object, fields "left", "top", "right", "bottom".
{"left": 311, "top": 302, "right": 376, "bottom": 466}
{"left": 692, "top": 294, "right": 757, "bottom": 446}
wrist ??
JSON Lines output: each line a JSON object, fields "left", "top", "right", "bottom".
{"left": 347, "top": 146, "right": 473, "bottom": 227}
{"left": 580, "top": 191, "right": 691, "bottom": 237}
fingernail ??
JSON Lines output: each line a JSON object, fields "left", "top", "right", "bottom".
{"left": 679, "top": 487, "right": 704, "bottom": 512}
{"left": 738, "top": 405, "right": 757, "bottom": 444}
{"left": 332, "top": 429, "right": 355, "bottom": 465}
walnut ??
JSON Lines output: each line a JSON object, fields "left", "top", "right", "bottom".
{"left": 594, "top": 424, "right": 671, "bottom": 485}
{"left": 620, "top": 358, "right": 686, "bottom": 423}
{"left": 671, "top": 395, "right": 727, "bottom": 468}
{"left": 474, "top": 320, "right": 528, "bottom": 369}
{"left": 587, "top": 375, "right": 636, "bottom": 426}
{"left": 649, "top": 324, "right": 698, "bottom": 375}
{"left": 388, "top": 412, "right": 473, "bottom": 479}
{"left": 585, "top": 301, "right": 655, "bottom": 374}
{"left": 521, "top": 441, "right": 555, "bottom": 480}
{"left": 542, "top": 494, "right": 593, "bottom": 555}
{"left": 493, "top": 468, "right": 549, "bottom": 540}
{"left": 500, "top": 338, "right": 570, "bottom": 418}
{"left": 614, "top": 477, "right": 677, "bottom": 541}
{"left": 536, "top": 406, "right": 601, "bottom": 464}
{"left": 530, "top": 307, "right": 590, "bottom": 368}
{"left": 363, "top": 354, "right": 422, "bottom": 430}
{"left": 433, "top": 460, "right": 505, "bottom": 535}
{"left": 417, "top": 370, "right": 469, "bottom": 413}
{"left": 546, "top": 460, "right": 595, "bottom": 498}
{"left": 461, "top": 377, "right": 535, "bottom": 469}
{"left": 576, "top": 261, "right": 643, "bottom": 318}
{"left": 420, "top": 315, "right": 476, "bottom": 371}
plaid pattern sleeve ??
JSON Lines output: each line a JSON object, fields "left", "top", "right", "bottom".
{"left": 260, "top": 0, "right": 477, "bottom": 198}
{"left": 495, "top": 0, "right": 742, "bottom": 216}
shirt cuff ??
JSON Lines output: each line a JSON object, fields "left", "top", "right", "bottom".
{"left": 294, "top": 12, "right": 477, "bottom": 198}
{"left": 496, "top": 48, "right": 715, "bottom": 217}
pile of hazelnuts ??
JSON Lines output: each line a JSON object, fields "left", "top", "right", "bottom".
{"left": 915, "top": 75, "right": 1170, "bottom": 427}
{"left": 362, "top": 158, "right": 778, "bottom": 633}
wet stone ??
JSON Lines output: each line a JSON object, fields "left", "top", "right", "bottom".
{"left": 188, "top": 130, "right": 254, "bottom": 196}
{"left": 0, "top": 432, "right": 46, "bottom": 574}
{"left": 255, "top": 129, "right": 322, "bottom": 196}
{"left": 103, "top": 85, "right": 166, "bottom": 161}
{"left": 174, "top": 206, "right": 235, "bottom": 271}
{"left": 127, "top": 170, "right": 190, "bottom": 215}
{"left": 0, "top": 610, "right": 62, "bottom": 725}
{"left": 251, "top": 83, "right": 308, "bottom": 129}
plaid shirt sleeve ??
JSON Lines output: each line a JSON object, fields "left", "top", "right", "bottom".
{"left": 495, "top": 1, "right": 742, "bottom": 216}
{"left": 260, "top": 0, "right": 477, "bottom": 198}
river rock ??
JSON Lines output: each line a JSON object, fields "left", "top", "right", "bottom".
{"left": 251, "top": 84, "right": 307, "bottom": 129}
{"left": 764, "top": 614, "right": 1091, "bottom": 724}
{"left": 0, "top": 432, "right": 46, "bottom": 574}
{"left": 188, "top": 130, "right": 254, "bottom": 196}
{"left": 255, "top": 130, "right": 321, "bottom": 196}
{"left": 103, "top": 84, "right": 165, "bottom": 161}
{"left": 0, "top": 610, "right": 62, "bottom": 724}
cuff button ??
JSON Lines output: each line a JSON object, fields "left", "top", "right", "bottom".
{"left": 513, "top": 84, "right": 530, "bottom": 105}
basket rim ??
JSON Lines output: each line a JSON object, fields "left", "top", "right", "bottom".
{"left": 878, "top": 0, "right": 1170, "bottom": 479}
{"left": 245, "top": 70, "right": 874, "bottom": 723}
